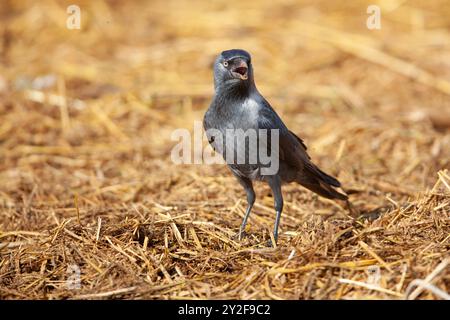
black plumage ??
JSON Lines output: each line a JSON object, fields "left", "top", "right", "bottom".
{"left": 203, "top": 49, "right": 347, "bottom": 245}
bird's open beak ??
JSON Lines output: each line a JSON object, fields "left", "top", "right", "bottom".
{"left": 231, "top": 59, "right": 248, "bottom": 80}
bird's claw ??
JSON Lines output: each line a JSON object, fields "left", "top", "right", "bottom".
{"left": 266, "top": 234, "right": 278, "bottom": 248}
{"left": 233, "top": 229, "right": 248, "bottom": 241}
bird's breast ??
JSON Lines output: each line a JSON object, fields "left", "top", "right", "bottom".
{"left": 241, "top": 98, "right": 260, "bottom": 124}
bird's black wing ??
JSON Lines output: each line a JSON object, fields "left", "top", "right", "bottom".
{"left": 257, "top": 97, "right": 343, "bottom": 190}
{"left": 257, "top": 98, "right": 311, "bottom": 171}
{"left": 288, "top": 130, "right": 308, "bottom": 152}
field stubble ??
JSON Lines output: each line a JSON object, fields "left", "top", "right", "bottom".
{"left": 0, "top": 0, "right": 449, "bottom": 299}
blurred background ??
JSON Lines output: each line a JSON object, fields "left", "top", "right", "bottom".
{"left": 1, "top": 0, "right": 449, "bottom": 203}
{"left": 0, "top": 0, "right": 449, "bottom": 299}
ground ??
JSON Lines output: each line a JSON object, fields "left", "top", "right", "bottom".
{"left": 0, "top": 0, "right": 449, "bottom": 299}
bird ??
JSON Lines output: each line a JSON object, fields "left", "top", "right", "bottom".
{"left": 203, "top": 49, "right": 348, "bottom": 246}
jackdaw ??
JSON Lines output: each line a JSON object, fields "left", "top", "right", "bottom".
{"left": 203, "top": 49, "right": 347, "bottom": 245}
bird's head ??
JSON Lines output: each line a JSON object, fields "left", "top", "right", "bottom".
{"left": 213, "top": 49, "right": 254, "bottom": 91}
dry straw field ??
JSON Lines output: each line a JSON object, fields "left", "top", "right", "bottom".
{"left": 0, "top": 0, "right": 449, "bottom": 299}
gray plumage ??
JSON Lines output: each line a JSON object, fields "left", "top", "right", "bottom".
{"left": 204, "top": 49, "right": 347, "bottom": 245}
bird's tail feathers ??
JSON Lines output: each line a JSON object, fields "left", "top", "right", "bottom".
{"left": 309, "top": 164, "right": 341, "bottom": 187}
{"left": 298, "top": 164, "right": 347, "bottom": 200}
{"left": 302, "top": 181, "right": 348, "bottom": 201}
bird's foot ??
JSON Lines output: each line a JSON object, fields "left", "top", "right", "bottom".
{"left": 265, "top": 234, "right": 278, "bottom": 248}
{"left": 233, "top": 229, "right": 249, "bottom": 241}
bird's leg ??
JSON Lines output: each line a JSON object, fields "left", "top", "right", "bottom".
{"left": 239, "top": 180, "right": 255, "bottom": 240}
{"left": 239, "top": 193, "right": 255, "bottom": 240}
{"left": 233, "top": 175, "right": 255, "bottom": 240}
{"left": 268, "top": 176, "right": 283, "bottom": 246}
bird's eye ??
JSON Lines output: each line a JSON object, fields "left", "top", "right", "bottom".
{"left": 223, "top": 61, "right": 228, "bottom": 67}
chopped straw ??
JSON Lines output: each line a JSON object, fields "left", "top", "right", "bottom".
{"left": 0, "top": 0, "right": 449, "bottom": 299}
